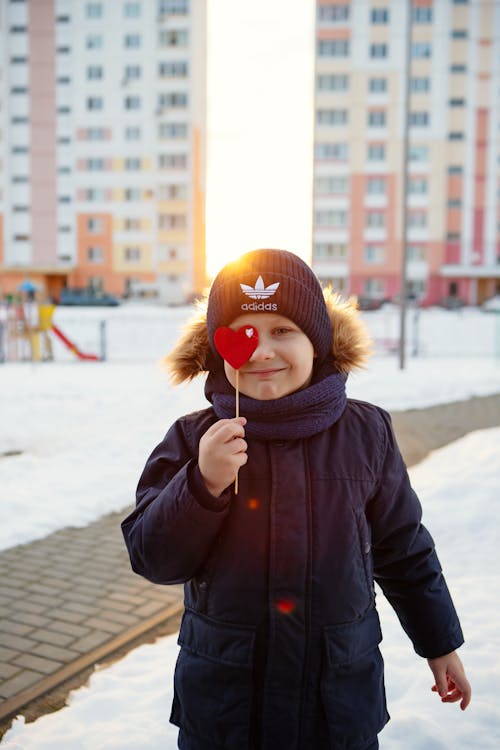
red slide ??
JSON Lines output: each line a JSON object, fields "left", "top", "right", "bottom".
{"left": 51, "top": 324, "right": 99, "bottom": 361}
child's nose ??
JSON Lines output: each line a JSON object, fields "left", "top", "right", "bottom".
{"left": 249, "top": 337, "right": 274, "bottom": 361}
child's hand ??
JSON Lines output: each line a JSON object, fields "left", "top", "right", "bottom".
{"left": 198, "top": 417, "right": 248, "bottom": 497}
{"left": 427, "top": 651, "right": 471, "bottom": 710}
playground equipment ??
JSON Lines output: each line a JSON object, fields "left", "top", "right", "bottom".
{"left": 0, "top": 296, "right": 101, "bottom": 363}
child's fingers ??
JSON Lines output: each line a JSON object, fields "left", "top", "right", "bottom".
{"left": 204, "top": 418, "right": 246, "bottom": 442}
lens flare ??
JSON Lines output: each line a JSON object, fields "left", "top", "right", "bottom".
{"left": 248, "top": 498, "right": 260, "bottom": 510}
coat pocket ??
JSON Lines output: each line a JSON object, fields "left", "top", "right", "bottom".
{"left": 320, "top": 608, "right": 389, "bottom": 749}
{"left": 171, "top": 609, "right": 256, "bottom": 749}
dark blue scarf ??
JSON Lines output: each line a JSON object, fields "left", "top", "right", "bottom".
{"left": 210, "top": 372, "right": 347, "bottom": 440}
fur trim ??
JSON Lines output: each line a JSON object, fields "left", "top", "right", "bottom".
{"left": 164, "top": 289, "right": 372, "bottom": 383}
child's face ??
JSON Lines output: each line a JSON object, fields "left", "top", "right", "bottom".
{"left": 223, "top": 313, "right": 316, "bottom": 400}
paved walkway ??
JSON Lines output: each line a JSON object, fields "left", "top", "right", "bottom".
{"left": 1, "top": 393, "right": 499, "bottom": 728}
{"left": 0, "top": 507, "right": 183, "bottom": 724}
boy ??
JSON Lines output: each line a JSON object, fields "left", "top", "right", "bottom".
{"left": 122, "top": 249, "right": 470, "bottom": 750}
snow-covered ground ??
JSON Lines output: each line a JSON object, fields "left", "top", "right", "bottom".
{"left": 1, "top": 305, "right": 499, "bottom": 747}
{"left": 2, "top": 427, "right": 499, "bottom": 749}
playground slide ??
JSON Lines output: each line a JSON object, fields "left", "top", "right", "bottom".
{"left": 51, "top": 324, "right": 99, "bottom": 361}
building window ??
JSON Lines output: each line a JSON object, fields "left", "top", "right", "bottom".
{"left": 450, "top": 64, "right": 467, "bottom": 73}
{"left": 364, "top": 278, "right": 385, "bottom": 297}
{"left": 408, "top": 178, "right": 428, "bottom": 194}
{"left": 86, "top": 158, "right": 106, "bottom": 171}
{"left": 409, "top": 145, "right": 429, "bottom": 162}
{"left": 11, "top": 116, "right": 29, "bottom": 124}
{"left": 410, "top": 77, "right": 430, "bottom": 92}
{"left": 12, "top": 176, "right": 29, "bottom": 183}
{"left": 11, "top": 56, "right": 28, "bottom": 63}
{"left": 125, "top": 96, "right": 141, "bottom": 110}
{"left": 366, "top": 178, "right": 386, "bottom": 195}
{"left": 315, "top": 210, "right": 348, "bottom": 228}
{"left": 87, "top": 247, "right": 104, "bottom": 263}
{"left": 448, "top": 132, "right": 465, "bottom": 141}
{"left": 125, "top": 248, "right": 141, "bottom": 262}
{"left": 370, "top": 8, "right": 389, "bottom": 23}
{"left": 318, "top": 40, "right": 350, "bottom": 58}
{"left": 86, "top": 34, "right": 103, "bottom": 49}
{"left": 124, "top": 1, "right": 141, "bottom": 16}
{"left": 159, "top": 214, "right": 187, "bottom": 230}
{"left": 87, "top": 217, "right": 104, "bottom": 232}
{"left": 10, "top": 26, "right": 28, "bottom": 33}
{"left": 448, "top": 199, "right": 462, "bottom": 208}
{"left": 365, "top": 212, "right": 385, "bottom": 228}
{"left": 158, "top": 61, "right": 189, "bottom": 78}
{"left": 364, "top": 246, "right": 385, "bottom": 264}
{"left": 56, "top": 46, "right": 71, "bottom": 54}
{"left": 159, "top": 122, "right": 188, "bottom": 139}
{"left": 314, "top": 176, "right": 349, "bottom": 194}
{"left": 368, "top": 110, "right": 386, "bottom": 127}
{"left": 315, "top": 143, "right": 349, "bottom": 160}
{"left": 124, "top": 64, "right": 141, "bottom": 80}
{"left": 12, "top": 146, "right": 29, "bottom": 153}
{"left": 317, "top": 109, "right": 349, "bottom": 126}
{"left": 446, "top": 232, "right": 461, "bottom": 242}
{"left": 57, "top": 76, "right": 71, "bottom": 84}
{"left": 159, "top": 0, "right": 189, "bottom": 13}
{"left": 56, "top": 14, "right": 70, "bottom": 22}
{"left": 368, "top": 78, "right": 387, "bottom": 93}
{"left": 86, "top": 127, "right": 107, "bottom": 140}
{"left": 159, "top": 153, "right": 188, "bottom": 169}
{"left": 87, "top": 65, "right": 103, "bottom": 79}
{"left": 407, "top": 245, "right": 427, "bottom": 261}
{"left": 413, "top": 7, "right": 433, "bottom": 23}
{"left": 451, "top": 29, "right": 468, "bottom": 39}
{"left": 125, "top": 126, "right": 142, "bottom": 140}
{"left": 314, "top": 243, "right": 348, "bottom": 260}
{"left": 13, "top": 205, "right": 29, "bottom": 212}
{"left": 158, "top": 92, "right": 188, "bottom": 110}
{"left": 125, "top": 188, "right": 142, "bottom": 201}
{"left": 318, "top": 3, "right": 349, "bottom": 21}
{"left": 87, "top": 96, "right": 103, "bottom": 110}
{"left": 125, "top": 34, "right": 141, "bottom": 48}
{"left": 367, "top": 144, "right": 386, "bottom": 161}
{"left": 84, "top": 188, "right": 106, "bottom": 200}
{"left": 158, "top": 184, "right": 187, "bottom": 200}
{"left": 449, "top": 98, "right": 466, "bottom": 107}
{"left": 159, "top": 30, "right": 189, "bottom": 47}
{"left": 408, "top": 211, "right": 427, "bottom": 228}
{"left": 124, "top": 218, "right": 142, "bottom": 230}
{"left": 125, "top": 157, "right": 141, "bottom": 170}
{"left": 317, "top": 74, "right": 349, "bottom": 92}
{"left": 410, "top": 111, "right": 430, "bottom": 127}
{"left": 412, "top": 42, "right": 431, "bottom": 58}
{"left": 447, "top": 165, "right": 463, "bottom": 174}
{"left": 86, "top": 3, "right": 103, "bottom": 18}
{"left": 11, "top": 86, "right": 29, "bottom": 94}
{"left": 369, "top": 43, "right": 388, "bottom": 58}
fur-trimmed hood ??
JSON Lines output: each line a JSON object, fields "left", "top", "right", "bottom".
{"left": 165, "top": 288, "right": 372, "bottom": 385}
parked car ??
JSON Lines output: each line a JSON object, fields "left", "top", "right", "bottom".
{"left": 58, "top": 288, "right": 120, "bottom": 306}
{"left": 481, "top": 294, "right": 500, "bottom": 312}
{"left": 437, "top": 295, "right": 466, "bottom": 310}
{"left": 355, "top": 296, "right": 385, "bottom": 311}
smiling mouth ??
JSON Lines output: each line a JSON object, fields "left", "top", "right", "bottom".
{"left": 245, "top": 368, "right": 285, "bottom": 376}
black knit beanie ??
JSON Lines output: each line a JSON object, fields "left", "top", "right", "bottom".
{"left": 206, "top": 249, "right": 332, "bottom": 360}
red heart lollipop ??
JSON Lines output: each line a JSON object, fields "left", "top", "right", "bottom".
{"left": 214, "top": 325, "right": 259, "bottom": 369}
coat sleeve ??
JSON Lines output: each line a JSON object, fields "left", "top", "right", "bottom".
{"left": 368, "top": 408, "right": 464, "bottom": 659}
{"left": 121, "top": 416, "right": 232, "bottom": 585}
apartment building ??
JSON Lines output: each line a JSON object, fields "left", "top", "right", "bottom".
{"left": 0, "top": 0, "right": 207, "bottom": 303}
{"left": 312, "top": 0, "right": 500, "bottom": 305}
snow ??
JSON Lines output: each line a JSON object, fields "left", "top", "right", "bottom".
{"left": 1, "top": 304, "right": 500, "bottom": 747}
{"left": 2, "top": 427, "right": 499, "bottom": 749}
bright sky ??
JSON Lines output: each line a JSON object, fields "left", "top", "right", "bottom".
{"left": 205, "top": 0, "right": 315, "bottom": 278}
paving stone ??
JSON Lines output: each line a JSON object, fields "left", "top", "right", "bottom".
{"left": 133, "top": 600, "right": 169, "bottom": 618}
{"left": 62, "top": 601, "right": 99, "bottom": 617}
{"left": 0, "top": 662, "right": 20, "bottom": 680}
{"left": 98, "top": 597, "right": 136, "bottom": 613}
{"left": 27, "top": 628, "right": 75, "bottom": 648}
{"left": 0, "top": 633, "right": 38, "bottom": 652}
{"left": 9, "top": 612, "right": 50, "bottom": 629}
{"left": 32, "top": 643, "right": 81, "bottom": 663}
{"left": 0, "top": 669, "right": 41, "bottom": 699}
{"left": 94, "top": 609, "right": 138, "bottom": 627}
{"left": 83, "top": 617, "right": 126, "bottom": 635}
{"left": 9, "top": 599, "right": 48, "bottom": 616}
{"left": 13, "top": 653, "right": 63, "bottom": 675}
{"left": 0, "top": 619, "right": 35, "bottom": 636}
{"left": 27, "top": 583, "right": 67, "bottom": 597}
{"left": 25, "top": 593, "right": 62, "bottom": 609}
{"left": 46, "top": 620, "right": 91, "bottom": 638}
{"left": 0, "top": 585, "right": 24, "bottom": 600}
{"left": 0, "top": 645, "right": 19, "bottom": 662}
{"left": 71, "top": 631, "right": 111, "bottom": 654}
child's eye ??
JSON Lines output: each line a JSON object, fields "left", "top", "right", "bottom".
{"left": 273, "top": 327, "right": 293, "bottom": 336}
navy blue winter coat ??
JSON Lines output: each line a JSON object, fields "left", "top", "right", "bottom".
{"left": 121, "top": 399, "right": 464, "bottom": 750}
